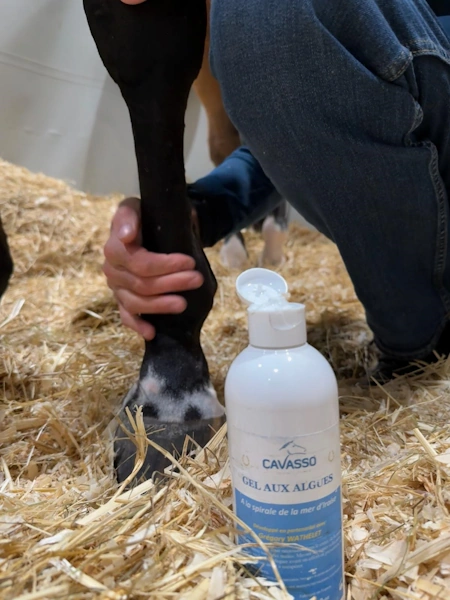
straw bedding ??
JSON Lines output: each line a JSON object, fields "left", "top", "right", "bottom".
{"left": 1, "top": 157, "right": 450, "bottom": 600}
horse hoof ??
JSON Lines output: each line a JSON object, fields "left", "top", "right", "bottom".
{"left": 114, "top": 413, "right": 226, "bottom": 484}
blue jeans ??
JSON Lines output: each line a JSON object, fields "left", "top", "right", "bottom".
{"left": 190, "top": 0, "right": 450, "bottom": 360}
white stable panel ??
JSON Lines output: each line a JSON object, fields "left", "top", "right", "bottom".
{"left": 0, "top": 0, "right": 312, "bottom": 230}
{"left": 0, "top": 0, "right": 210, "bottom": 197}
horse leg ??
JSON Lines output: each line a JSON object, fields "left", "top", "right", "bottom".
{"left": 84, "top": 0, "right": 225, "bottom": 482}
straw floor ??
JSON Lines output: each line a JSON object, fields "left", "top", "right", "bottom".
{"left": 1, "top": 157, "right": 450, "bottom": 600}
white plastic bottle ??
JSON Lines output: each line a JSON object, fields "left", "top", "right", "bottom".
{"left": 225, "top": 268, "right": 344, "bottom": 600}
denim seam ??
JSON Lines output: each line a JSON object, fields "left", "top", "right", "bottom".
{"left": 375, "top": 93, "right": 450, "bottom": 360}
{"left": 411, "top": 48, "right": 450, "bottom": 65}
{"left": 426, "top": 141, "right": 450, "bottom": 313}
{"left": 377, "top": 146, "right": 450, "bottom": 359}
{"left": 375, "top": 321, "right": 449, "bottom": 360}
{"left": 381, "top": 52, "right": 413, "bottom": 82}
{"left": 381, "top": 45, "right": 450, "bottom": 83}
{"left": 403, "top": 57, "right": 450, "bottom": 315}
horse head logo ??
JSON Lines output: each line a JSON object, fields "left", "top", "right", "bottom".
{"left": 279, "top": 440, "right": 307, "bottom": 456}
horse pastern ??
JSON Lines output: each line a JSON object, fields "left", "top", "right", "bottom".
{"left": 121, "top": 368, "right": 224, "bottom": 424}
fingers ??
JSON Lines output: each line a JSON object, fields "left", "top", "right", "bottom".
{"left": 119, "top": 306, "right": 155, "bottom": 340}
{"left": 104, "top": 237, "right": 197, "bottom": 278}
{"left": 111, "top": 197, "right": 141, "bottom": 244}
{"left": 103, "top": 260, "right": 203, "bottom": 297}
{"left": 104, "top": 239, "right": 197, "bottom": 277}
{"left": 107, "top": 196, "right": 196, "bottom": 275}
{"left": 115, "top": 288, "right": 187, "bottom": 316}
{"left": 107, "top": 194, "right": 202, "bottom": 339}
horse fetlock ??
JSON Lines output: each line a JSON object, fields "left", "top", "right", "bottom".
{"left": 113, "top": 333, "right": 224, "bottom": 482}
{"left": 122, "top": 366, "right": 224, "bottom": 423}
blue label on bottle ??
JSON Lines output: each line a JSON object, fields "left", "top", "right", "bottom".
{"left": 235, "top": 487, "right": 344, "bottom": 600}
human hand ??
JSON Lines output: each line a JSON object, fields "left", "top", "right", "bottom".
{"left": 104, "top": 197, "right": 204, "bottom": 340}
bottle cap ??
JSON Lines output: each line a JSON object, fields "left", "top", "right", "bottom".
{"left": 236, "top": 268, "right": 306, "bottom": 349}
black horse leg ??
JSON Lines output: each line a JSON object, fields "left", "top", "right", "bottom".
{"left": 84, "top": 0, "right": 225, "bottom": 482}
{"left": 0, "top": 217, "right": 13, "bottom": 298}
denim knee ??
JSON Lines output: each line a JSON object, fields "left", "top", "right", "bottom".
{"left": 210, "top": 0, "right": 450, "bottom": 357}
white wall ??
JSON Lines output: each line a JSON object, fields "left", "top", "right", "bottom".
{"left": 0, "top": 0, "right": 215, "bottom": 196}
{"left": 0, "top": 0, "right": 309, "bottom": 226}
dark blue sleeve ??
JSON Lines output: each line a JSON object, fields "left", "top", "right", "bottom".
{"left": 437, "top": 15, "right": 450, "bottom": 37}
{"left": 187, "top": 146, "right": 283, "bottom": 247}
{"left": 428, "top": 1, "right": 450, "bottom": 17}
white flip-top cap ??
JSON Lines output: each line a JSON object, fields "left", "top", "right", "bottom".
{"left": 236, "top": 268, "right": 307, "bottom": 349}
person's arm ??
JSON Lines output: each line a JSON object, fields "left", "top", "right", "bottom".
{"left": 188, "top": 146, "right": 282, "bottom": 247}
